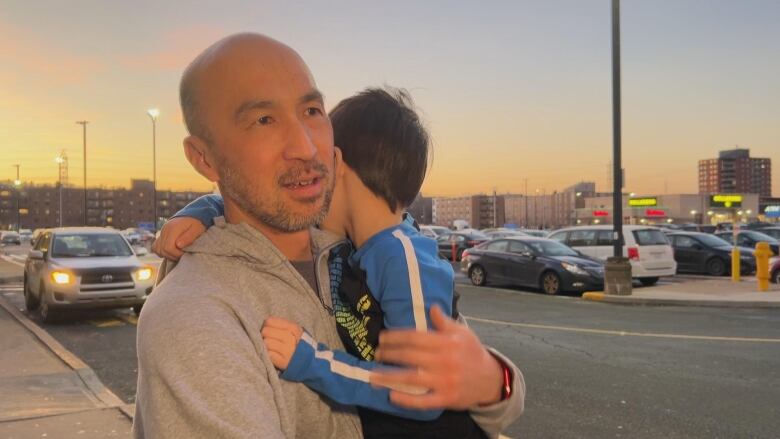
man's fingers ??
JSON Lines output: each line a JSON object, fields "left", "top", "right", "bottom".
{"left": 377, "top": 330, "right": 446, "bottom": 353}
{"left": 374, "top": 348, "right": 438, "bottom": 367}
{"left": 389, "top": 389, "right": 449, "bottom": 410}
{"left": 429, "top": 305, "right": 457, "bottom": 332}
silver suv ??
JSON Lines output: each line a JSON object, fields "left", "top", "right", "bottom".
{"left": 23, "top": 227, "right": 154, "bottom": 322}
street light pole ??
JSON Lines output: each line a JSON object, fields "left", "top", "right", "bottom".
{"left": 147, "top": 109, "right": 159, "bottom": 233}
{"left": 13, "top": 164, "right": 21, "bottom": 231}
{"left": 611, "top": 0, "right": 624, "bottom": 258}
{"left": 76, "top": 120, "right": 88, "bottom": 226}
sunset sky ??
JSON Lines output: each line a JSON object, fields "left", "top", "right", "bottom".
{"left": 2, "top": 0, "right": 778, "bottom": 197}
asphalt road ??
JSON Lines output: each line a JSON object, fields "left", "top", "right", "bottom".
{"left": 2, "top": 244, "right": 779, "bottom": 438}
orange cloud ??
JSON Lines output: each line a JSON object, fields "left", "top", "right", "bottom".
{"left": 119, "top": 24, "right": 226, "bottom": 71}
{"left": 0, "top": 23, "right": 107, "bottom": 84}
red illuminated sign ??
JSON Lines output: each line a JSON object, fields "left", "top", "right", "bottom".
{"left": 593, "top": 210, "right": 609, "bottom": 217}
{"left": 645, "top": 209, "right": 666, "bottom": 217}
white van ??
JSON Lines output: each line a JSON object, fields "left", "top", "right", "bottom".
{"left": 547, "top": 225, "right": 676, "bottom": 285}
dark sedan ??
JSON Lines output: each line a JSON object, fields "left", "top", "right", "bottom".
{"left": 755, "top": 227, "right": 780, "bottom": 241}
{"left": 668, "top": 232, "right": 756, "bottom": 276}
{"left": 437, "top": 230, "right": 489, "bottom": 261}
{"left": 461, "top": 237, "right": 604, "bottom": 295}
{"left": 771, "top": 257, "right": 780, "bottom": 284}
{"left": 715, "top": 230, "right": 779, "bottom": 256}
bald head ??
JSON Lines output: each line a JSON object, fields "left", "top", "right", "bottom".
{"left": 179, "top": 33, "right": 312, "bottom": 145}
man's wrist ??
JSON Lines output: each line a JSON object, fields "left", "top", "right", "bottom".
{"left": 477, "top": 349, "right": 506, "bottom": 406}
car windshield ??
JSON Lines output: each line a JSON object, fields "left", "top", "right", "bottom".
{"left": 744, "top": 231, "right": 779, "bottom": 243}
{"left": 51, "top": 234, "right": 133, "bottom": 257}
{"left": 697, "top": 234, "right": 733, "bottom": 248}
{"left": 526, "top": 240, "right": 579, "bottom": 257}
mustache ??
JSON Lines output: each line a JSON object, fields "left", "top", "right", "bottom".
{"left": 277, "top": 160, "right": 329, "bottom": 185}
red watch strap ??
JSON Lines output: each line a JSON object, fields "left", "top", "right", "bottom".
{"left": 501, "top": 361, "right": 512, "bottom": 400}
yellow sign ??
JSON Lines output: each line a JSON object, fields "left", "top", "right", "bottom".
{"left": 710, "top": 194, "right": 743, "bottom": 208}
{"left": 628, "top": 197, "right": 657, "bottom": 207}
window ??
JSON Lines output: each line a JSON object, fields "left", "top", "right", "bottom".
{"left": 632, "top": 229, "right": 670, "bottom": 246}
{"left": 548, "top": 231, "right": 568, "bottom": 244}
{"left": 485, "top": 240, "right": 508, "bottom": 252}
{"left": 596, "top": 230, "right": 613, "bottom": 246}
{"left": 674, "top": 236, "right": 697, "bottom": 249}
{"left": 508, "top": 241, "right": 531, "bottom": 254}
{"left": 569, "top": 230, "right": 598, "bottom": 247}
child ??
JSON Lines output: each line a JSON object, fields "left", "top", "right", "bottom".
{"left": 154, "top": 88, "right": 492, "bottom": 438}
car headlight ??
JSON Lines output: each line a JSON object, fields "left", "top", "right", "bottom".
{"left": 562, "top": 262, "right": 589, "bottom": 276}
{"left": 51, "top": 271, "right": 71, "bottom": 284}
{"left": 135, "top": 268, "right": 153, "bottom": 281}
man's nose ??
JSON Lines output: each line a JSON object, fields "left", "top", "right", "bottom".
{"left": 283, "top": 118, "right": 317, "bottom": 161}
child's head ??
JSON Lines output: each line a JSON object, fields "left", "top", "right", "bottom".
{"left": 329, "top": 87, "right": 429, "bottom": 213}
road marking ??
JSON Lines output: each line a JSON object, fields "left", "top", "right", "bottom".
{"left": 464, "top": 315, "right": 780, "bottom": 344}
{"left": 0, "top": 254, "right": 24, "bottom": 267}
{"left": 89, "top": 319, "right": 124, "bottom": 328}
{"left": 117, "top": 314, "right": 138, "bottom": 326}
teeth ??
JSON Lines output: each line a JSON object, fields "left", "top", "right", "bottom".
{"left": 289, "top": 179, "right": 314, "bottom": 187}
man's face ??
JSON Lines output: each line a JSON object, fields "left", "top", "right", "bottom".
{"left": 198, "top": 40, "right": 335, "bottom": 232}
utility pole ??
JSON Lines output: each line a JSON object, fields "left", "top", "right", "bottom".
{"left": 76, "top": 120, "right": 89, "bottom": 226}
{"left": 13, "top": 165, "right": 21, "bottom": 231}
{"left": 56, "top": 151, "right": 69, "bottom": 227}
{"left": 148, "top": 109, "right": 159, "bottom": 232}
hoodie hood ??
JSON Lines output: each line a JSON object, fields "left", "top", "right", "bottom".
{"left": 184, "top": 216, "right": 344, "bottom": 266}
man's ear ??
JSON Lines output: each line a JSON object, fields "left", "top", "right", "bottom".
{"left": 184, "top": 136, "right": 219, "bottom": 182}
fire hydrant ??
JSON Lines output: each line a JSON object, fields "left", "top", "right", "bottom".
{"left": 755, "top": 242, "right": 772, "bottom": 292}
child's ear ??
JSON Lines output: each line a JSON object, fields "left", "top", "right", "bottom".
{"left": 184, "top": 136, "right": 219, "bottom": 183}
{"left": 334, "top": 146, "right": 346, "bottom": 179}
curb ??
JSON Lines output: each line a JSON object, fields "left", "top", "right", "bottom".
{"left": 0, "top": 294, "right": 135, "bottom": 420}
{"left": 0, "top": 275, "right": 23, "bottom": 284}
{"left": 581, "top": 293, "right": 780, "bottom": 308}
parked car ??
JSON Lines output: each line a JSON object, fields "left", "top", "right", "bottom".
{"left": 520, "top": 229, "right": 549, "bottom": 238}
{"left": 23, "top": 227, "right": 154, "bottom": 322}
{"left": 1, "top": 231, "right": 22, "bottom": 245}
{"left": 419, "top": 225, "right": 451, "bottom": 239}
{"left": 678, "top": 224, "right": 716, "bottom": 234}
{"left": 755, "top": 227, "right": 780, "bottom": 240}
{"left": 462, "top": 237, "right": 604, "bottom": 295}
{"left": 437, "top": 230, "right": 489, "bottom": 261}
{"left": 19, "top": 229, "right": 33, "bottom": 242}
{"left": 668, "top": 232, "right": 756, "bottom": 276}
{"left": 548, "top": 225, "right": 676, "bottom": 286}
{"left": 484, "top": 230, "right": 529, "bottom": 240}
{"left": 31, "top": 228, "right": 49, "bottom": 247}
{"left": 714, "top": 230, "right": 779, "bottom": 256}
{"left": 771, "top": 256, "right": 780, "bottom": 284}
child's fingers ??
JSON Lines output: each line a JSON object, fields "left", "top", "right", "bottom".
{"left": 176, "top": 222, "right": 206, "bottom": 249}
{"left": 262, "top": 326, "right": 299, "bottom": 347}
{"left": 268, "top": 351, "right": 287, "bottom": 369}
{"left": 263, "top": 317, "right": 303, "bottom": 338}
{"left": 263, "top": 338, "right": 288, "bottom": 354}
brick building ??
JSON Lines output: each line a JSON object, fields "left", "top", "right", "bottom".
{"left": 699, "top": 148, "right": 772, "bottom": 197}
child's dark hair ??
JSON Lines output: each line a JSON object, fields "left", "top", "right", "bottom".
{"left": 329, "top": 87, "right": 429, "bottom": 213}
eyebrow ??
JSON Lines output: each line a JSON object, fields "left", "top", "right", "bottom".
{"left": 233, "top": 89, "right": 324, "bottom": 122}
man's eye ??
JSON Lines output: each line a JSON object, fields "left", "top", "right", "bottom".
{"left": 305, "top": 107, "right": 323, "bottom": 117}
{"left": 257, "top": 116, "right": 273, "bottom": 125}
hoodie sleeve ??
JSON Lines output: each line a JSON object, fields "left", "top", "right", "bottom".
{"left": 281, "top": 331, "right": 441, "bottom": 421}
{"left": 171, "top": 194, "right": 225, "bottom": 228}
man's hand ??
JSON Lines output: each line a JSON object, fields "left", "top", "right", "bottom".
{"left": 371, "top": 305, "right": 504, "bottom": 410}
{"left": 261, "top": 317, "right": 304, "bottom": 371}
{"left": 151, "top": 217, "right": 206, "bottom": 261}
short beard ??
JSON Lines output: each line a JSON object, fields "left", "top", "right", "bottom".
{"left": 218, "top": 160, "right": 333, "bottom": 233}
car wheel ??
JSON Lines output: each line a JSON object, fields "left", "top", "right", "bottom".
{"left": 469, "top": 265, "right": 487, "bottom": 286}
{"left": 540, "top": 271, "right": 561, "bottom": 295}
{"left": 639, "top": 277, "right": 659, "bottom": 286}
{"left": 133, "top": 304, "right": 144, "bottom": 316}
{"left": 772, "top": 270, "right": 780, "bottom": 284}
{"left": 706, "top": 258, "right": 726, "bottom": 276}
{"left": 37, "top": 285, "right": 58, "bottom": 324}
{"left": 23, "top": 275, "right": 40, "bottom": 311}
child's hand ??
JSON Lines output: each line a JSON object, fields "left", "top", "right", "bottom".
{"left": 151, "top": 217, "right": 206, "bottom": 261}
{"left": 261, "top": 317, "right": 304, "bottom": 371}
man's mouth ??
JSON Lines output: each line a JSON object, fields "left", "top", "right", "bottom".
{"left": 282, "top": 176, "right": 321, "bottom": 189}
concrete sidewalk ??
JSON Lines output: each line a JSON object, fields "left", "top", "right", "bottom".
{"left": 0, "top": 295, "right": 133, "bottom": 438}
{"left": 584, "top": 276, "right": 780, "bottom": 308}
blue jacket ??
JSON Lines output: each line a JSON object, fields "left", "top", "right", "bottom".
{"left": 174, "top": 195, "right": 453, "bottom": 420}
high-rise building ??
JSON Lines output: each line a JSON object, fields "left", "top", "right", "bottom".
{"left": 432, "top": 195, "right": 504, "bottom": 229}
{"left": 699, "top": 148, "right": 772, "bottom": 197}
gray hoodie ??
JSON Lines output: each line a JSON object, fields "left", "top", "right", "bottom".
{"left": 134, "top": 217, "right": 524, "bottom": 439}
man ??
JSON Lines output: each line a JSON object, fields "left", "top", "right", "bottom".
{"left": 134, "top": 33, "right": 523, "bottom": 438}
